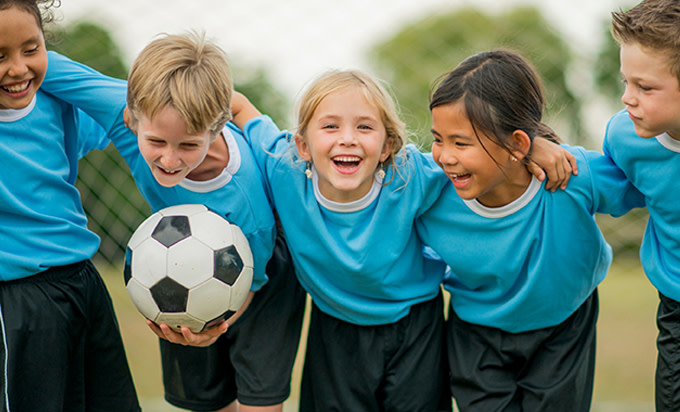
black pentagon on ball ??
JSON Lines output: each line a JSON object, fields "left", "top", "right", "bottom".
{"left": 152, "top": 215, "right": 191, "bottom": 247}
{"left": 123, "top": 247, "right": 132, "bottom": 286}
{"left": 150, "top": 277, "right": 189, "bottom": 313}
{"left": 213, "top": 245, "right": 244, "bottom": 285}
{"left": 204, "top": 310, "right": 237, "bottom": 330}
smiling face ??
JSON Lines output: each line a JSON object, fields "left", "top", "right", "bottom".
{"left": 295, "top": 86, "right": 393, "bottom": 203}
{"left": 620, "top": 42, "right": 680, "bottom": 140}
{"left": 431, "top": 101, "right": 531, "bottom": 208}
{"left": 132, "top": 105, "right": 214, "bottom": 187}
{"left": 0, "top": 6, "right": 47, "bottom": 110}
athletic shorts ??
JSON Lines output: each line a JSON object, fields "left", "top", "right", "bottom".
{"left": 0, "top": 260, "right": 141, "bottom": 412}
{"left": 161, "top": 233, "right": 306, "bottom": 410}
{"left": 655, "top": 292, "right": 680, "bottom": 412}
{"left": 299, "top": 291, "right": 452, "bottom": 412}
{"left": 447, "top": 291, "right": 598, "bottom": 412}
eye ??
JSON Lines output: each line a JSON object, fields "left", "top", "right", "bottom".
{"left": 322, "top": 123, "right": 338, "bottom": 130}
{"left": 25, "top": 45, "right": 40, "bottom": 55}
{"left": 146, "top": 138, "right": 165, "bottom": 146}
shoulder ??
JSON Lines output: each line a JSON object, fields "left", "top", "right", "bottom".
{"left": 604, "top": 110, "right": 636, "bottom": 144}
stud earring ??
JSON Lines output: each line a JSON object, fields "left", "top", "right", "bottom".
{"left": 304, "top": 162, "right": 313, "bottom": 179}
{"left": 511, "top": 157, "right": 518, "bottom": 163}
{"left": 377, "top": 162, "right": 386, "bottom": 180}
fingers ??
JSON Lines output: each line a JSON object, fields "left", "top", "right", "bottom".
{"left": 146, "top": 320, "right": 229, "bottom": 347}
{"left": 525, "top": 160, "right": 546, "bottom": 182}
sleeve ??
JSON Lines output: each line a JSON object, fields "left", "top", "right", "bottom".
{"left": 577, "top": 147, "right": 645, "bottom": 217}
{"left": 75, "top": 108, "right": 110, "bottom": 157}
{"left": 43, "top": 51, "right": 128, "bottom": 135}
{"left": 241, "top": 115, "right": 297, "bottom": 182}
{"left": 413, "top": 149, "right": 450, "bottom": 216}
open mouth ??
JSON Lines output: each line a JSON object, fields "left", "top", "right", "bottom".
{"left": 1, "top": 80, "right": 31, "bottom": 95}
{"left": 157, "top": 166, "right": 183, "bottom": 176}
{"left": 449, "top": 172, "right": 471, "bottom": 182}
{"left": 332, "top": 155, "right": 362, "bottom": 172}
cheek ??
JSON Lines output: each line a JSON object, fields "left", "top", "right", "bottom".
{"left": 137, "top": 143, "right": 157, "bottom": 164}
{"left": 31, "top": 52, "right": 49, "bottom": 85}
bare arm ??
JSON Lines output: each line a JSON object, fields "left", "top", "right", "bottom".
{"left": 231, "top": 92, "right": 262, "bottom": 130}
{"left": 527, "top": 137, "right": 579, "bottom": 191}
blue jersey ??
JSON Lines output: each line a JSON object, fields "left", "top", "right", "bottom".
{"left": 0, "top": 92, "right": 109, "bottom": 280}
{"left": 42, "top": 52, "right": 276, "bottom": 291}
{"left": 417, "top": 145, "right": 645, "bottom": 333}
{"left": 242, "top": 115, "right": 449, "bottom": 325}
{"left": 604, "top": 110, "right": 680, "bottom": 302}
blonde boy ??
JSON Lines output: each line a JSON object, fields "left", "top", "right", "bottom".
{"left": 41, "top": 32, "right": 305, "bottom": 412}
{"left": 604, "top": 1, "right": 680, "bottom": 410}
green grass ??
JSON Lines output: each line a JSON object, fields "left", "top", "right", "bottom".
{"left": 100, "top": 258, "right": 658, "bottom": 412}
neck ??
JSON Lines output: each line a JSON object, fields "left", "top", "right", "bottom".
{"left": 186, "top": 133, "right": 230, "bottom": 181}
{"left": 478, "top": 166, "right": 532, "bottom": 208}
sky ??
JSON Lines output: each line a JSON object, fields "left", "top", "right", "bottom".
{"left": 56, "top": 0, "right": 634, "bottom": 140}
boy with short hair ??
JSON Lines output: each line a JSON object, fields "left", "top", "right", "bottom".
{"left": 42, "top": 32, "right": 306, "bottom": 412}
{"left": 604, "top": 0, "right": 680, "bottom": 410}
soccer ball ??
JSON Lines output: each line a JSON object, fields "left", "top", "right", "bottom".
{"left": 124, "top": 204, "right": 253, "bottom": 333}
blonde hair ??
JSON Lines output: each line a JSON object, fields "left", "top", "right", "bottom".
{"left": 611, "top": 0, "right": 680, "bottom": 85}
{"left": 295, "top": 69, "right": 406, "bottom": 169}
{"left": 126, "top": 31, "right": 233, "bottom": 137}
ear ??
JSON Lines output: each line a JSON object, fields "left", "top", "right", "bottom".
{"left": 294, "top": 134, "right": 312, "bottom": 161}
{"left": 379, "top": 137, "right": 394, "bottom": 163}
{"left": 509, "top": 129, "right": 531, "bottom": 162}
{"left": 123, "top": 106, "right": 136, "bottom": 133}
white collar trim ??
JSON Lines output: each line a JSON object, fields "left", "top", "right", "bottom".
{"left": 657, "top": 133, "right": 680, "bottom": 153}
{"left": 312, "top": 165, "right": 383, "bottom": 213}
{"left": 463, "top": 176, "right": 542, "bottom": 218}
{"left": 179, "top": 126, "right": 241, "bottom": 193}
{"left": 0, "top": 96, "right": 36, "bottom": 122}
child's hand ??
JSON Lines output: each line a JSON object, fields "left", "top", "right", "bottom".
{"left": 146, "top": 319, "right": 228, "bottom": 347}
{"left": 528, "top": 138, "right": 578, "bottom": 192}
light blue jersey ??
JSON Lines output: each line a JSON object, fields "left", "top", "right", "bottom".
{"left": 42, "top": 52, "right": 276, "bottom": 291}
{"left": 604, "top": 110, "right": 680, "bottom": 302}
{"left": 417, "top": 145, "right": 645, "bottom": 333}
{"left": 242, "top": 115, "right": 449, "bottom": 325}
{"left": 0, "top": 92, "right": 108, "bottom": 280}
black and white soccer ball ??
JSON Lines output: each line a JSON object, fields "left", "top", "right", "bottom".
{"left": 124, "top": 204, "right": 253, "bottom": 333}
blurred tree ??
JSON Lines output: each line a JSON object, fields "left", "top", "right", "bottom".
{"left": 594, "top": 18, "right": 625, "bottom": 107}
{"left": 46, "top": 20, "right": 290, "bottom": 268}
{"left": 48, "top": 21, "right": 129, "bottom": 79}
{"left": 370, "top": 6, "right": 582, "bottom": 149}
{"left": 233, "top": 67, "right": 291, "bottom": 128}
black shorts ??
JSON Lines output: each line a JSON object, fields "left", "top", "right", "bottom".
{"left": 655, "top": 292, "right": 680, "bottom": 412}
{"left": 300, "top": 291, "right": 451, "bottom": 412}
{"left": 447, "top": 291, "right": 599, "bottom": 412}
{"left": 0, "top": 260, "right": 141, "bottom": 412}
{"left": 161, "top": 233, "right": 306, "bottom": 410}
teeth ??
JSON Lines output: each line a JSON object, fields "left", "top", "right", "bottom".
{"left": 449, "top": 172, "right": 468, "bottom": 179}
{"left": 333, "top": 156, "right": 360, "bottom": 162}
{"left": 2, "top": 81, "right": 29, "bottom": 93}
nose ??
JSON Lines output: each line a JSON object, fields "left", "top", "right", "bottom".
{"left": 621, "top": 84, "right": 635, "bottom": 107}
{"left": 7, "top": 55, "right": 29, "bottom": 78}
{"left": 339, "top": 128, "right": 357, "bottom": 145}
{"left": 159, "top": 147, "right": 182, "bottom": 170}
{"left": 436, "top": 143, "right": 458, "bottom": 167}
